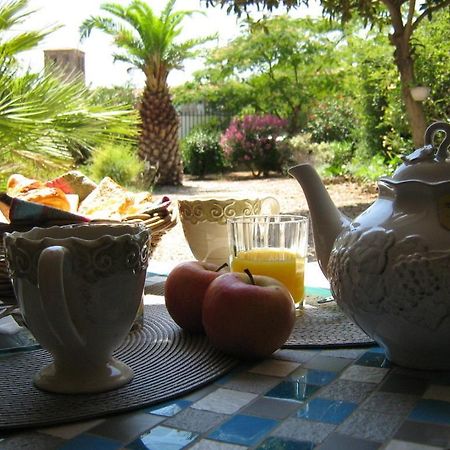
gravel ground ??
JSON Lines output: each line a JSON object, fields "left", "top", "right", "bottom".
{"left": 151, "top": 172, "right": 378, "bottom": 263}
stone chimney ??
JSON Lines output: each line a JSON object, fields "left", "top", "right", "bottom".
{"left": 44, "top": 49, "right": 85, "bottom": 84}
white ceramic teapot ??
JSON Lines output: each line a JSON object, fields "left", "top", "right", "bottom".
{"left": 289, "top": 121, "right": 450, "bottom": 370}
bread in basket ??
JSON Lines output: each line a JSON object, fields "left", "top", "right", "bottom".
{"left": 0, "top": 172, "right": 177, "bottom": 308}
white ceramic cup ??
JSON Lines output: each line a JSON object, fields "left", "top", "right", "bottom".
{"left": 178, "top": 196, "right": 280, "bottom": 266}
{"left": 4, "top": 223, "right": 149, "bottom": 394}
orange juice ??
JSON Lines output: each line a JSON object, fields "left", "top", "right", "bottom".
{"left": 231, "top": 248, "right": 305, "bottom": 305}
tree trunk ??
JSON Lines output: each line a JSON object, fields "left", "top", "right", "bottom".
{"left": 138, "top": 85, "right": 183, "bottom": 186}
{"left": 387, "top": 2, "right": 427, "bottom": 148}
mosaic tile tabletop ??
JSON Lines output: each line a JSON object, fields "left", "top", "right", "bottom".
{"left": 1, "top": 269, "right": 450, "bottom": 449}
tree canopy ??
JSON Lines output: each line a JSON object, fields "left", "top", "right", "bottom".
{"left": 174, "top": 16, "right": 346, "bottom": 132}
{"left": 204, "top": 0, "right": 450, "bottom": 147}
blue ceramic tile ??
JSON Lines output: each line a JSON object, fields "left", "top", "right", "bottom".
{"left": 367, "top": 346, "right": 385, "bottom": 354}
{"left": 128, "top": 426, "right": 198, "bottom": 450}
{"left": 59, "top": 434, "right": 121, "bottom": 450}
{"left": 256, "top": 435, "right": 315, "bottom": 449}
{"left": 242, "top": 396, "right": 301, "bottom": 420}
{"left": 355, "top": 351, "right": 392, "bottom": 368}
{"left": 266, "top": 380, "right": 321, "bottom": 402}
{"left": 208, "top": 414, "right": 278, "bottom": 446}
{"left": 296, "top": 398, "right": 357, "bottom": 424}
{"left": 297, "top": 369, "right": 338, "bottom": 386}
{"left": 409, "top": 399, "right": 450, "bottom": 425}
{"left": 305, "top": 286, "right": 331, "bottom": 296}
{"left": 145, "top": 400, "right": 191, "bottom": 417}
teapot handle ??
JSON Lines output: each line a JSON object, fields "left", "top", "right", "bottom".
{"left": 425, "top": 121, "right": 450, "bottom": 161}
{"left": 38, "top": 246, "right": 84, "bottom": 350}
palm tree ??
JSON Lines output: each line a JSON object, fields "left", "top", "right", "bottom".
{"left": 80, "top": 0, "right": 214, "bottom": 185}
{"left": 0, "top": 0, "right": 138, "bottom": 187}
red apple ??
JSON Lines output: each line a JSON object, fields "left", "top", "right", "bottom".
{"left": 202, "top": 271, "right": 296, "bottom": 359}
{"left": 164, "top": 261, "right": 227, "bottom": 333}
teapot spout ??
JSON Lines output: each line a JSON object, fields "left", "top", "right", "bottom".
{"left": 288, "top": 164, "right": 350, "bottom": 278}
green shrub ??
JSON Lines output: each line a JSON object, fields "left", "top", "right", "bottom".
{"left": 382, "top": 128, "right": 413, "bottom": 159}
{"left": 182, "top": 127, "right": 230, "bottom": 177}
{"left": 305, "top": 98, "right": 357, "bottom": 143}
{"left": 320, "top": 141, "right": 355, "bottom": 177}
{"left": 346, "top": 153, "right": 392, "bottom": 182}
{"left": 87, "top": 144, "right": 145, "bottom": 188}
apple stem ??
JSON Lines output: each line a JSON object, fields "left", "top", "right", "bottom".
{"left": 216, "top": 263, "right": 229, "bottom": 272}
{"left": 244, "top": 268, "right": 255, "bottom": 285}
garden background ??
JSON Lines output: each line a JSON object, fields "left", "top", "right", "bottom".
{"left": 1, "top": 0, "right": 449, "bottom": 229}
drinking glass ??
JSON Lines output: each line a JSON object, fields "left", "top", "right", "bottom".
{"left": 227, "top": 215, "right": 308, "bottom": 308}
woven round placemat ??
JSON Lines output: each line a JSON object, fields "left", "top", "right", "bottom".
{"left": 0, "top": 304, "right": 238, "bottom": 431}
{"left": 142, "top": 279, "right": 375, "bottom": 349}
{"left": 283, "top": 295, "right": 375, "bottom": 348}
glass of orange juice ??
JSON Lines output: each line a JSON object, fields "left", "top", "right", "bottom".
{"left": 227, "top": 215, "right": 308, "bottom": 309}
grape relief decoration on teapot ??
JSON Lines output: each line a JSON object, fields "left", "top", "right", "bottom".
{"left": 328, "top": 122, "right": 450, "bottom": 331}
{"left": 328, "top": 229, "right": 450, "bottom": 331}
{"left": 289, "top": 121, "right": 450, "bottom": 369}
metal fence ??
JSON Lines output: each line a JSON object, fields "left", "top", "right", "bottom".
{"left": 177, "top": 106, "right": 231, "bottom": 140}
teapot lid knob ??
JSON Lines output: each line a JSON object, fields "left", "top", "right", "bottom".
{"left": 425, "top": 121, "right": 450, "bottom": 161}
{"left": 391, "top": 121, "right": 450, "bottom": 182}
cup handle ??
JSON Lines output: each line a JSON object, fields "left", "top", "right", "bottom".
{"left": 262, "top": 196, "right": 280, "bottom": 214}
{"left": 38, "top": 246, "right": 84, "bottom": 350}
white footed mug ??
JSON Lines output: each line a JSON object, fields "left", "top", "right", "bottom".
{"left": 178, "top": 196, "right": 280, "bottom": 266}
{"left": 4, "top": 223, "right": 149, "bottom": 394}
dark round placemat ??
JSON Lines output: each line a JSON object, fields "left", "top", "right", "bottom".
{"left": 283, "top": 295, "right": 375, "bottom": 348}
{"left": 0, "top": 305, "right": 238, "bottom": 431}
{"left": 143, "top": 280, "right": 375, "bottom": 349}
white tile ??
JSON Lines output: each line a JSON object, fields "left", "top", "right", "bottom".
{"left": 190, "top": 439, "right": 247, "bottom": 450}
{"left": 40, "top": 418, "right": 105, "bottom": 439}
{"left": 248, "top": 359, "right": 300, "bottom": 377}
{"left": 340, "top": 365, "right": 388, "bottom": 384}
{"left": 385, "top": 439, "right": 444, "bottom": 450}
{"left": 423, "top": 384, "right": 450, "bottom": 402}
{"left": 191, "top": 388, "right": 257, "bottom": 414}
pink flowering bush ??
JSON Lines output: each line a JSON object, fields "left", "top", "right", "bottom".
{"left": 220, "top": 114, "right": 289, "bottom": 177}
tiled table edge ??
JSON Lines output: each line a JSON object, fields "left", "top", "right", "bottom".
{"left": 1, "top": 262, "right": 450, "bottom": 449}
{"left": 1, "top": 345, "right": 450, "bottom": 449}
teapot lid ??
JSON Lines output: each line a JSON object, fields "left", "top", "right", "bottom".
{"left": 391, "top": 121, "right": 450, "bottom": 182}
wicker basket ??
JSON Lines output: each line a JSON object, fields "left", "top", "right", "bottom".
{"left": 0, "top": 201, "right": 177, "bottom": 311}
{"left": 122, "top": 200, "right": 177, "bottom": 255}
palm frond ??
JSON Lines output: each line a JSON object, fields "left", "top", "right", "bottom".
{"left": 80, "top": 16, "right": 120, "bottom": 40}
{"left": 160, "top": 0, "right": 177, "bottom": 22}
{"left": 0, "top": 0, "right": 34, "bottom": 31}
{"left": 0, "top": 0, "right": 57, "bottom": 56}
{"left": 112, "top": 52, "right": 144, "bottom": 70}
{"left": 0, "top": 57, "right": 138, "bottom": 171}
{"left": 80, "top": 0, "right": 215, "bottom": 81}
{"left": 0, "top": 0, "right": 141, "bottom": 183}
